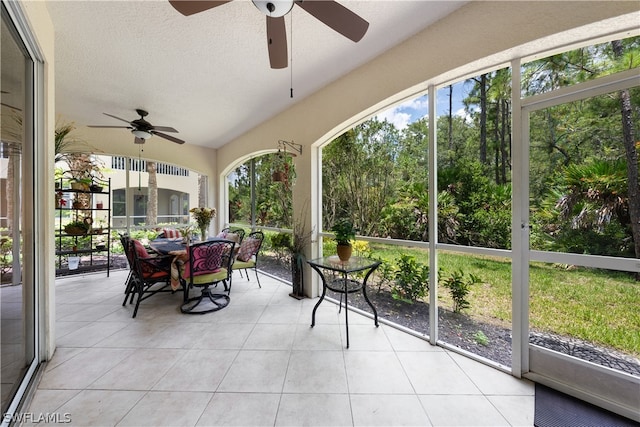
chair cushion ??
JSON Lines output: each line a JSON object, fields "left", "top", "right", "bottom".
{"left": 190, "top": 268, "right": 228, "bottom": 285}
{"left": 183, "top": 243, "right": 224, "bottom": 279}
{"left": 132, "top": 239, "right": 150, "bottom": 259}
{"left": 233, "top": 259, "right": 255, "bottom": 269}
{"left": 237, "top": 237, "right": 260, "bottom": 262}
{"left": 142, "top": 270, "right": 169, "bottom": 280}
{"left": 163, "top": 228, "right": 181, "bottom": 238}
{"left": 226, "top": 232, "right": 241, "bottom": 243}
{"left": 217, "top": 231, "right": 241, "bottom": 247}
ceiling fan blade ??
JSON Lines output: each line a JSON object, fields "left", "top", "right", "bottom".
{"left": 266, "top": 16, "right": 287, "bottom": 69}
{"left": 152, "top": 131, "right": 185, "bottom": 144}
{"left": 87, "top": 125, "right": 132, "bottom": 129}
{"left": 296, "top": 0, "right": 369, "bottom": 42}
{"left": 168, "top": 0, "right": 232, "bottom": 16}
{"left": 103, "top": 112, "right": 133, "bottom": 124}
{"left": 150, "top": 125, "right": 179, "bottom": 133}
{"left": 1, "top": 102, "right": 22, "bottom": 111}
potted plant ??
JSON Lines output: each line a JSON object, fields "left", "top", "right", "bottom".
{"left": 64, "top": 217, "right": 92, "bottom": 236}
{"left": 272, "top": 151, "right": 287, "bottom": 182}
{"left": 288, "top": 217, "right": 312, "bottom": 299}
{"left": 89, "top": 181, "right": 104, "bottom": 192}
{"left": 55, "top": 191, "right": 66, "bottom": 208}
{"left": 95, "top": 235, "right": 107, "bottom": 251}
{"left": 331, "top": 218, "right": 356, "bottom": 261}
{"left": 70, "top": 177, "right": 91, "bottom": 191}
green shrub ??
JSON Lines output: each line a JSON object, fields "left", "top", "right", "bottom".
{"left": 441, "top": 270, "right": 481, "bottom": 312}
{"left": 270, "top": 232, "right": 291, "bottom": 250}
{"left": 391, "top": 254, "right": 429, "bottom": 303}
{"left": 373, "top": 257, "right": 397, "bottom": 294}
{"left": 0, "top": 237, "right": 12, "bottom": 274}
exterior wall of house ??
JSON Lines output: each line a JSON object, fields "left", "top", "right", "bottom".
{"left": 97, "top": 155, "right": 200, "bottom": 228}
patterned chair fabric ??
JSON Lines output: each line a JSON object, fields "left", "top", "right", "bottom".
{"left": 162, "top": 228, "right": 182, "bottom": 238}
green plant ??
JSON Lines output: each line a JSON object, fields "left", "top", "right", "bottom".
{"left": 331, "top": 218, "right": 356, "bottom": 245}
{"left": 373, "top": 258, "right": 397, "bottom": 294}
{"left": 441, "top": 270, "right": 481, "bottom": 312}
{"left": 0, "top": 236, "right": 13, "bottom": 275}
{"left": 270, "top": 232, "right": 292, "bottom": 264}
{"left": 391, "top": 254, "right": 429, "bottom": 303}
{"left": 64, "top": 219, "right": 91, "bottom": 235}
{"left": 473, "top": 330, "right": 489, "bottom": 346}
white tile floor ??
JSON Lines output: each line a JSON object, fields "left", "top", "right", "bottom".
{"left": 25, "top": 269, "right": 535, "bottom": 426}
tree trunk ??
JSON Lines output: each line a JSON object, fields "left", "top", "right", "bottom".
{"left": 612, "top": 40, "right": 640, "bottom": 266}
{"left": 198, "top": 174, "right": 206, "bottom": 207}
{"left": 479, "top": 73, "right": 487, "bottom": 165}
{"left": 448, "top": 84, "right": 453, "bottom": 150}
{"left": 146, "top": 161, "right": 158, "bottom": 226}
{"left": 500, "top": 99, "right": 508, "bottom": 183}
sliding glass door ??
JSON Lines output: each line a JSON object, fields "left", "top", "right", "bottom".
{"left": 1, "top": 2, "right": 40, "bottom": 422}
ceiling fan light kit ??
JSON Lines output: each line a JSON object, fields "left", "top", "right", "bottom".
{"left": 88, "top": 109, "right": 185, "bottom": 145}
{"left": 132, "top": 129, "right": 152, "bottom": 140}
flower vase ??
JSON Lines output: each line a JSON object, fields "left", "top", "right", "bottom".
{"left": 200, "top": 227, "right": 207, "bottom": 242}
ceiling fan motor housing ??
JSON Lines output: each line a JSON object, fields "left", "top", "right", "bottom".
{"left": 252, "top": 0, "right": 293, "bottom": 17}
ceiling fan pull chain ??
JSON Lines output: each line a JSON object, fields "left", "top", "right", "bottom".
{"left": 138, "top": 146, "right": 142, "bottom": 192}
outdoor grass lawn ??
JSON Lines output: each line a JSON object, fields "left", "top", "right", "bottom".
{"left": 367, "top": 242, "right": 640, "bottom": 357}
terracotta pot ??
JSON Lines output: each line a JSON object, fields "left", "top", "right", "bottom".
{"left": 336, "top": 243, "right": 352, "bottom": 261}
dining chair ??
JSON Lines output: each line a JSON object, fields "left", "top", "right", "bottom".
{"left": 119, "top": 233, "right": 136, "bottom": 306}
{"left": 127, "top": 238, "right": 175, "bottom": 318}
{"left": 179, "top": 239, "right": 235, "bottom": 314}
{"left": 232, "top": 231, "right": 265, "bottom": 288}
{"left": 220, "top": 227, "right": 245, "bottom": 245}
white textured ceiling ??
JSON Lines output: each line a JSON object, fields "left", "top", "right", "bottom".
{"left": 46, "top": 0, "right": 465, "bottom": 149}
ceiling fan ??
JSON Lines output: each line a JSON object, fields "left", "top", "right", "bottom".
{"left": 168, "top": 0, "right": 369, "bottom": 69}
{"left": 88, "top": 109, "right": 185, "bottom": 145}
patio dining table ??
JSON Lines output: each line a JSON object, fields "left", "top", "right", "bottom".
{"left": 148, "top": 237, "right": 233, "bottom": 291}
{"left": 148, "top": 238, "right": 189, "bottom": 291}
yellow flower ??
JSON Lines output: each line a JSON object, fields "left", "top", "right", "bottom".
{"left": 189, "top": 207, "right": 217, "bottom": 229}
